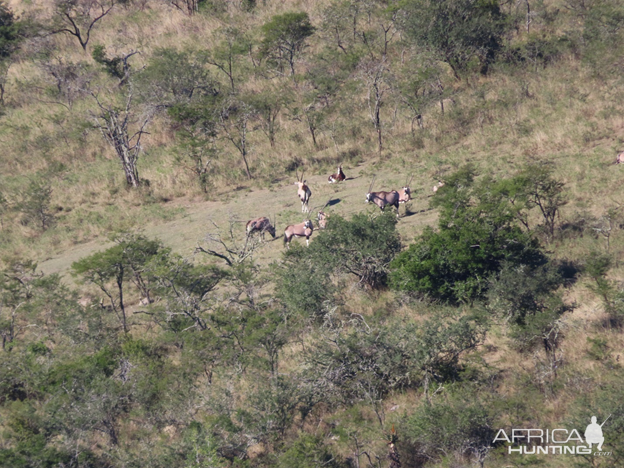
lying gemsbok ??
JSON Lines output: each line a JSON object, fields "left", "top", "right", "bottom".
{"left": 284, "top": 220, "right": 314, "bottom": 248}
{"left": 294, "top": 168, "right": 312, "bottom": 213}
{"left": 246, "top": 217, "right": 276, "bottom": 240}
{"left": 328, "top": 165, "right": 346, "bottom": 183}
{"left": 365, "top": 176, "right": 399, "bottom": 214}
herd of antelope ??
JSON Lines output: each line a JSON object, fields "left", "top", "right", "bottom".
{"left": 244, "top": 164, "right": 433, "bottom": 249}
{"left": 245, "top": 150, "right": 624, "bottom": 248}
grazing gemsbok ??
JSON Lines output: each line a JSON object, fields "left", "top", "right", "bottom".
{"left": 365, "top": 176, "right": 400, "bottom": 213}
{"left": 284, "top": 219, "right": 314, "bottom": 248}
{"left": 397, "top": 174, "right": 413, "bottom": 204}
{"left": 294, "top": 169, "right": 312, "bottom": 213}
{"left": 616, "top": 152, "right": 624, "bottom": 165}
{"left": 328, "top": 165, "right": 346, "bottom": 183}
{"left": 246, "top": 217, "right": 276, "bottom": 239}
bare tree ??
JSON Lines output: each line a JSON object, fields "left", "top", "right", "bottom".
{"left": 38, "top": 57, "right": 92, "bottom": 110}
{"left": 50, "top": 0, "right": 117, "bottom": 51}
{"left": 91, "top": 87, "right": 152, "bottom": 188}
{"left": 218, "top": 98, "right": 256, "bottom": 180}
{"left": 165, "top": 0, "right": 200, "bottom": 16}
{"left": 359, "top": 58, "right": 390, "bottom": 155}
{"left": 195, "top": 217, "right": 268, "bottom": 267}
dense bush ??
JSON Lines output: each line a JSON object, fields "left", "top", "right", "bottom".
{"left": 400, "top": 0, "right": 508, "bottom": 76}
{"left": 402, "top": 387, "right": 496, "bottom": 467}
{"left": 390, "top": 166, "right": 547, "bottom": 303}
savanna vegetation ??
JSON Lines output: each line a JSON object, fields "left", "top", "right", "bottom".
{"left": 1, "top": 0, "right": 624, "bottom": 466}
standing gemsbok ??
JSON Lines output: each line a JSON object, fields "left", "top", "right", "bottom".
{"left": 294, "top": 169, "right": 312, "bottom": 213}
{"left": 284, "top": 219, "right": 314, "bottom": 248}
{"left": 246, "top": 217, "right": 276, "bottom": 240}
{"left": 397, "top": 174, "right": 413, "bottom": 204}
{"left": 328, "top": 165, "right": 346, "bottom": 183}
{"left": 365, "top": 176, "right": 400, "bottom": 214}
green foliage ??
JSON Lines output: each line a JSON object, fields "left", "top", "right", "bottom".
{"left": 400, "top": 0, "right": 508, "bottom": 76}
{"left": 403, "top": 387, "right": 495, "bottom": 466}
{"left": 298, "top": 212, "right": 401, "bottom": 290}
{"left": 237, "top": 376, "right": 316, "bottom": 443}
{"left": 487, "top": 262, "right": 564, "bottom": 324}
{"left": 0, "top": 1, "right": 20, "bottom": 59}
{"left": 92, "top": 44, "right": 124, "bottom": 80}
{"left": 182, "top": 422, "right": 225, "bottom": 468}
{"left": 512, "top": 163, "right": 567, "bottom": 241}
{"left": 261, "top": 12, "right": 315, "bottom": 75}
{"left": 586, "top": 336, "right": 609, "bottom": 361}
{"left": 569, "top": 377, "right": 624, "bottom": 467}
{"left": 391, "top": 166, "right": 547, "bottom": 303}
{"left": 307, "top": 312, "right": 485, "bottom": 406}
{"left": 72, "top": 234, "right": 166, "bottom": 333}
{"left": 0, "top": 262, "right": 75, "bottom": 352}
{"left": 149, "top": 253, "right": 227, "bottom": 332}
{"left": 138, "top": 48, "right": 217, "bottom": 107}
{"left": 278, "top": 433, "right": 345, "bottom": 468}
{"left": 584, "top": 252, "right": 624, "bottom": 327}
{"left": 17, "top": 177, "right": 55, "bottom": 231}
{"left": 275, "top": 246, "right": 335, "bottom": 319}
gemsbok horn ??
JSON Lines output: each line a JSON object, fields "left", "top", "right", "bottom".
{"left": 294, "top": 168, "right": 312, "bottom": 213}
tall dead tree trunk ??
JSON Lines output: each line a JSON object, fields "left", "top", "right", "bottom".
{"left": 360, "top": 58, "right": 389, "bottom": 156}
{"left": 91, "top": 89, "right": 151, "bottom": 188}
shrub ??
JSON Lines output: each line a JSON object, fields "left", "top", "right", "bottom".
{"left": 306, "top": 312, "right": 485, "bottom": 406}
{"left": 399, "top": 0, "right": 508, "bottom": 77}
{"left": 17, "top": 178, "right": 55, "bottom": 232}
{"left": 402, "top": 388, "right": 495, "bottom": 467}
{"left": 306, "top": 211, "right": 402, "bottom": 289}
{"left": 390, "top": 166, "right": 546, "bottom": 303}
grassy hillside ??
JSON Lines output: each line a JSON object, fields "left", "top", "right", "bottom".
{"left": 1, "top": 0, "right": 624, "bottom": 467}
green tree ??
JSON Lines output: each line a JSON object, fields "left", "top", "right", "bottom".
{"left": 17, "top": 177, "right": 55, "bottom": 232}
{"left": 248, "top": 87, "right": 287, "bottom": 148}
{"left": 261, "top": 12, "right": 315, "bottom": 76}
{"left": 0, "top": 1, "right": 20, "bottom": 60}
{"left": 72, "top": 235, "right": 164, "bottom": 333}
{"left": 308, "top": 212, "right": 401, "bottom": 289}
{"left": 205, "top": 27, "right": 251, "bottom": 91}
{"left": 139, "top": 48, "right": 218, "bottom": 108}
{"left": 512, "top": 163, "right": 567, "bottom": 241}
{"left": 400, "top": 0, "right": 508, "bottom": 78}
{"left": 390, "top": 166, "right": 546, "bottom": 303}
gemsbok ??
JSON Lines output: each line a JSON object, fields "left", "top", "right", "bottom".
{"left": 246, "top": 217, "right": 276, "bottom": 239}
{"left": 284, "top": 220, "right": 314, "bottom": 248}
{"left": 328, "top": 165, "right": 346, "bottom": 183}
{"left": 365, "top": 176, "right": 400, "bottom": 213}
{"left": 317, "top": 211, "right": 328, "bottom": 229}
{"left": 294, "top": 168, "right": 312, "bottom": 213}
{"left": 397, "top": 174, "right": 413, "bottom": 204}
{"left": 616, "top": 152, "right": 624, "bottom": 165}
